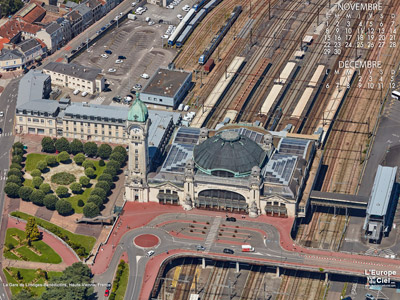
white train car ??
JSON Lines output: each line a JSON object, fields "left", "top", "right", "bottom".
{"left": 168, "top": 8, "right": 196, "bottom": 46}
{"left": 260, "top": 85, "right": 283, "bottom": 115}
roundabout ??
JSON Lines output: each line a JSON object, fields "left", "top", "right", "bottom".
{"left": 133, "top": 234, "right": 160, "bottom": 248}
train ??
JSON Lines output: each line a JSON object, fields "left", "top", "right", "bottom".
{"left": 168, "top": 8, "right": 196, "bottom": 46}
{"left": 176, "top": 9, "right": 207, "bottom": 47}
{"left": 199, "top": 6, "right": 242, "bottom": 64}
{"left": 193, "top": 0, "right": 209, "bottom": 12}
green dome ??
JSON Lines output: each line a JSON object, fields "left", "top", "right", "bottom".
{"left": 128, "top": 95, "right": 148, "bottom": 122}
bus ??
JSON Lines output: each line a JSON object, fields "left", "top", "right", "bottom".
{"left": 241, "top": 245, "right": 254, "bottom": 252}
{"left": 391, "top": 90, "right": 400, "bottom": 100}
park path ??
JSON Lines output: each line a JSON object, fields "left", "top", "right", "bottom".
{"left": 6, "top": 218, "right": 80, "bottom": 267}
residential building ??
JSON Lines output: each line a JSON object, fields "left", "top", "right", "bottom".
{"left": 75, "top": 3, "right": 93, "bottom": 29}
{"left": 0, "top": 19, "right": 42, "bottom": 43}
{"left": 14, "top": 2, "right": 46, "bottom": 24}
{"left": 43, "top": 61, "right": 105, "bottom": 94}
{"left": 36, "top": 21, "right": 64, "bottom": 52}
{"left": 140, "top": 68, "right": 192, "bottom": 108}
{"left": 0, "top": 49, "right": 25, "bottom": 71}
{"left": 87, "top": 0, "right": 103, "bottom": 22}
{"left": 17, "top": 38, "right": 47, "bottom": 65}
{"left": 56, "top": 17, "right": 72, "bottom": 44}
{"left": 65, "top": 10, "right": 83, "bottom": 37}
{"left": 17, "top": 70, "right": 51, "bottom": 106}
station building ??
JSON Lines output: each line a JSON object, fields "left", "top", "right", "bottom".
{"left": 140, "top": 68, "right": 192, "bottom": 108}
{"left": 124, "top": 99, "right": 318, "bottom": 217}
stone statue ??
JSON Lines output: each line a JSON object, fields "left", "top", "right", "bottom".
{"left": 183, "top": 194, "right": 193, "bottom": 210}
{"left": 249, "top": 201, "right": 258, "bottom": 218}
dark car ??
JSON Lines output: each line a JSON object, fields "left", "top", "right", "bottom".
{"left": 104, "top": 289, "right": 110, "bottom": 297}
{"left": 101, "top": 26, "right": 106, "bottom": 31}
{"left": 112, "top": 96, "right": 121, "bottom": 102}
{"left": 71, "top": 49, "right": 77, "bottom": 54}
{"left": 196, "top": 245, "right": 205, "bottom": 251}
{"left": 106, "top": 282, "right": 112, "bottom": 289}
{"left": 105, "top": 50, "right": 112, "bottom": 54}
{"left": 226, "top": 217, "right": 236, "bottom": 222}
{"left": 37, "top": 61, "right": 42, "bottom": 66}
{"left": 118, "top": 55, "right": 126, "bottom": 60}
{"left": 223, "top": 248, "right": 234, "bottom": 254}
{"left": 0, "top": 128, "right": 2, "bottom": 134}
{"left": 30, "top": 66, "right": 36, "bottom": 70}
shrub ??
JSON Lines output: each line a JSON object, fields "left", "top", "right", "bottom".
{"left": 97, "top": 144, "right": 112, "bottom": 159}
{"left": 43, "top": 194, "right": 58, "bottom": 210}
{"left": 57, "top": 151, "right": 70, "bottom": 163}
{"left": 70, "top": 182, "right": 82, "bottom": 194}
{"left": 77, "top": 199, "right": 85, "bottom": 207}
{"left": 10, "top": 163, "right": 22, "bottom": 170}
{"left": 90, "top": 188, "right": 106, "bottom": 202}
{"left": 30, "top": 189, "right": 45, "bottom": 206}
{"left": 56, "top": 199, "right": 73, "bottom": 216}
{"left": 41, "top": 136, "right": 56, "bottom": 153}
{"left": 79, "top": 176, "right": 90, "bottom": 187}
{"left": 19, "top": 186, "right": 34, "bottom": 201}
{"left": 51, "top": 172, "right": 76, "bottom": 185}
{"left": 69, "top": 139, "right": 84, "bottom": 155}
{"left": 56, "top": 186, "right": 69, "bottom": 198}
{"left": 97, "top": 173, "right": 113, "bottom": 183}
{"left": 98, "top": 159, "right": 105, "bottom": 167}
{"left": 82, "top": 160, "right": 95, "bottom": 170}
{"left": 103, "top": 167, "right": 117, "bottom": 177}
{"left": 36, "top": 160, "right": 48, "bottom": 172}
{"left": 12, "top": 148, "right": 24, "bottom": 156}
{"left": 31, "top": 169, "right": 42, "bottom": 177}
{"left": 112, "top": 145, "right": 127, "bottom": 156}
{"left": 7, "top": 175, "right": 22, "bottom": 186}
{"left": 55, "top": 137, "right": 70, "bottom": 152}
{"left": 12, "top": 155, "right": 23, "bottom": 164}
{"left": 110, "top": 152, "right": 126, "bottom": 165}
{"left": 84, "top": 167, "right": 95, "bottom": 178}
{"left": 95, "top": 181, "right": 111, "bottom": 194}
{"left": 73, "top": 153, "right": 86, "bottom": 165}
{"left": 87, "top": 195, "right": 102, "bottom": 208}
{"left": 46, "top": 155, "right": 58, "bottom": 166}
{"left": 83, "top": 202, "right": 100, "bottom": 218}
{"left": 39, "top": 183, "right": 51, "bottom": 194}
{"left": 7, "top": 168, "right": 22, "bottom": 178}
{"left": 83, "top": 142, "right": 98, "bottom": 157}
{"left": 13, "top": 142, "right": 24, "bottom": 151}
{"left": 32, "top": 176, "right": 44, "bottom": 189}
{"left": 107, "top": 160, "right": 121, "bottom": 170}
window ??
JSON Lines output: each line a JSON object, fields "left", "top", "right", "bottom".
{"left": 74, "top": 128, "right": 77, "bottom": 132}
{"left": 66, "top": 127, "right": 69, "bottom": 131}
{"left": 95, "top": 130, "right": 98, "bottom": 134}
{"left": 41, "top": 119, "right": 44, "bottom": 123}
{"left": 48, "top": 120, "right": 52, "bottom": 125}
{"left": 116, "top": 132, "right": 118, "bottom": 137}
{"left": 33, "top": 118, "right": 39, "bottom": 123}
{"left": 88, "top": 129, "right": 90, "bottom": 134}
{"left": 49, "top": 129, "right": 53, "bottom": 134}
{"left": 102, "top": 131, "right": 105, "bottom": 135}
{"left": 109, "top": 131, "right": 111, "bottom": 135}
{"left": 19, "top": 117, "right": 22, "bottom": 121}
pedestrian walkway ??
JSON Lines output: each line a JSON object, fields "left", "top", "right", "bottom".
{"left": 204, "top": 216, "right": 221, "bottom": 252}
{"left": 2, "top": 259, "right": 69, "bottom": 272}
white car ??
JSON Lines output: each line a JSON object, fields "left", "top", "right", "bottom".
{"left": 177, "top": 14, "right": 183, "bottom": 20}
{"left": 148, "top": 21, "right": 155, "bottom": 26}
{"left": 140, "top": 73, "right": 150, "bottom": 79}
{"left": 131, "top": 2, "right": 137, "bottom": 6}
{"left": 167, "top": 4, "right": 174, "bottom": 9}
{"left": 101, "top": 54, "right": 108, "bottom": 58}
{"left": 146, "top": 250, "right": 155, "bottom": 257}
{"left": 108, "top": 68, "right": 116, "bottom": 73}
{"left": 115, "top": 59, "right": 123, "bottom": 64}
{"left": 81, "top": 91, "right": 88, "bottom": 97}
{"left": 162, "top": 34, "right": 169, "bottom": 39}
{"left": 145, "top": 17, "right": 151, "bottom": 22}
{"left": 0, "top": 111, "right": 3, "bottom": 117}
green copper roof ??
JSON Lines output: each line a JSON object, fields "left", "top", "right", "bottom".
{"left": 128, "top": 93, "right": 148, "bottom": 122}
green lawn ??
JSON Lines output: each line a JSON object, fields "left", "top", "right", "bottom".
{"left": 114, "top": 264, "right": 129, "bottom": 300}
{"left": 10, "top": 211, "right": 96, "bottom": 256}
{"left": 4, "top": 267, "right": 62, "bottom": 296}
{"left": 4, "top": 228, "right": 61, "bottom": 264}
{"left": 25, "top": 153, "right": 50, "bottom": 172}
{"left": 63, "top": 187, "right": 93, "bottom": 214}
{"left": 92, "top": 160, "right": 106, "bottom": 178}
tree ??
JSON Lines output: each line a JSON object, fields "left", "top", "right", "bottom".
{"left": 10, "top": 163, "right": 23, "bottom": 170}
{"left": 55, "top": 137, "right": 70, "bottom": 152}
{"left": 41, "top": 137, "right": 56, "bottom": 153}
{"left": 98, "top": 159, "right": 105, "bottom": 166}
{"left": 7, "top": 168, "right": 22, "bottom": 178}
{"left": 112, "top": 145, "right": 127, "bottom": 156}
{"left": 57, "top": 151, "right": 70, "bottom": 163}
{"left": 41, "top": 262, "right": 94, "bottom": 300}
{"left": 43, "top": 194, "right": 58, "bottom": 210}
{"left": 90, "top": 188, "right": 106, "bottom": 202}
{"left": 4, "top": 183, "right": 20, "bottom": 197}
{"left": 87, "top": 195, "right": 102, "bottom": 208}
{"left": 39, "top": 183, "right": 51, "bottom": 194}
{"left": 73, "top": 153, "right": 86, "bottom": 165}
{"left": 77, "top": 199, "right": 84, "bottom": 207}
{"left": 13, "top": 289, "right": 35, "bottom": 300}
{"left": 82, "top": 160, "right": 95, "bottom": 170}
{"left": 55, "top": 199, "right": 73, "bottom": 216}
{"left": 95, "top": 181, "right": 111, "bottom": 194}
{"left": 12, "top": 155, "right": 23, "bottom": 164}
{"left": 97, "top": 173, "right": 113, "bottom": 183}
{"left": 13, "top": 141, "right": 24, "bottom": 151}
{"left": 97, "top": 144, "right": 112, "bottom": 159}
{"left": 84, "top": 167, "right": 95, "bottom": 178}
{"left": 30, "top": 189, "right": 45, "bottom": 206}
{"left": 107, "top": 160, "right": 121, "bottom": 170}
{"left": 69, "top": 139, "right": 84, "bottom": 155}
{"left": 36, "top": 160, "right": 48, "bottom": 172}
{"left": 46, "top": 155, "right": 58, "bottom": 166}
{"left": 25, "top": 217, "right": 40, "bottom": 241}
{"left": 12, "top": 147, "right": 24, "bottom": 156}
{"left": 103, "top": 167, "right": 117, "bottom": 178}
{"left": 79, "top": 176, "right": 90, "bottom": 187}
{"left": 83, "top": 142, "right": 98, "bottom": 157}
{"left": 32, "top": 176, "right": 44, "bottom": 189}
{"left": 0, "top": 0, "right": 24, "bottom": 18}
{"left": 83, "top": 202, "right": 100, "bottom": 218}
{"left": 110, "top": 152, "right": 126, "bottom": 165}
{"left": 6, "top": 175, "right": 22, "bottom": 186}
{"left": 56, "top": 186, "right": 69, "bottom": 198}
{"left": 70, "top": 182, "right": 82, "bottom": 194}
{"left": 19, "top": 186, "right": 33, "bottom": 201}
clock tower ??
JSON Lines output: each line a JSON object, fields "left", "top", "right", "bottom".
{"left": 124, "top": 93, "right": 151, "bottom": 202}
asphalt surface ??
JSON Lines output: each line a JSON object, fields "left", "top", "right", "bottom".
{"left": 0, "top": 78, "right": 22, "bottom": 300}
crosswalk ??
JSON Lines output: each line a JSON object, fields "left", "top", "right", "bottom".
{"left": 0, "top": 132, "right": 13, "bottom": 137}
{"left": 365, "top": 247, "right": 395, "bottom": 258}
{"left": 204, "top": 216, "right": 221, "bottom": 252}
{"left": 90, "top": 96, "right": 105, "bottom": 105}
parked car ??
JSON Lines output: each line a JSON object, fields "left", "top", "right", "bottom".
{"left": 73, "top": 89, "right": 80, "bottom": 95}
{"left": 145, "top": 17, "right": 151, "bottom": 22}
{"left": 71, "top": 49, "right": 77, "bottom": 54}
{"left": 112, "top": 96, "right": 122, "bottom": 102}
{"left": 101, "top": 26, "right": 106, "bottom": 31}
{"left": 0, "top": 111, "right": 4, "bottom": 117}
{"left": 101, "top": 54, "right": 108, "bottom": 58}
{"left": 177, "top": 14, "right": 183, "bottom": 20}
{"left": 115, "top": 59, "right": 123, "bottom": 64}
{"left": 108, "top": 68, "right": 116, "bottom": 73}
{"left": 0, "top": 128, "right": 2, "bottom": 134}
{"left": 132, "top": 2, "right": 137, "bottom": 6}
{"left": 105, "top": 50, "right": 112, "bottom": 54}
{"left": 226, "top": 217, "right": 236, "bottom": 222}
{"left": 148, "top": 21, "right": 155, "bottom": 26}
{"left": 104, "top": 289, "right": 109, "bottom": 297}
{"left": 110, "top": 19, "right": 116, "bottom": 24}
{"left": 141, "top": 73, "right": 150, "bottom": 79}
{"left": 133, "top": 84, "right": 142, "bottom": 90}
{"left": 223, "top": 248, "right": 234, "bottom": 254}
{"left": 81, "top": 91, "right": 88, "bottom": 97}
{"left": 118, "top": 55, "right": 126, "bottom": 59}
{"left": 196, "top": 245, "right": 205, "bottom": 251}
{"left": 106, "top": 282, "right": 112, "bottom": 289}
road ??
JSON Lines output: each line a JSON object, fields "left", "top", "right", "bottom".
{"left": 0, "top": 78, "right": 22, "bottom": 300}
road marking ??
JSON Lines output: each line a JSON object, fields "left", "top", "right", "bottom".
{"left": 135, "top": 256, "right": 143, "bottom": 263}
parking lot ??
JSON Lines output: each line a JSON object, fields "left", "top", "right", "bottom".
{"left": 71, "top": 0, "right": 198, "bottom": 106}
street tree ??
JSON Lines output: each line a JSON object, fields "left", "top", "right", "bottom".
{"left": 69, "top": 139, "right": 84, "bottom": 155}
{"left": 41, "top": 137, "right": 56, "bottom": 153}
{"left": 97, "top": 144, "right": 112, "bottom": 159}
{"left": 55, "top": 137, "right": 70, "bottom": 152}
{"left": 83, "top": 142, "right": 98, "bottom": 157}
{"left": 83, "top": 202, "right": 100, "bottom": 218}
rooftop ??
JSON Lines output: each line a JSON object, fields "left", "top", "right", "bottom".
{"left": 0, "top": 19, "right": 42, "bottom": 40}
{"left": 17, "top": 70, "right": 50, "bottom": 106}
{"left": 18, "top": 38, "right": 41, "bottom": 53}
{"left": 43, "top": 61, "right": 102, "bottom": 81}
{"left": 141, "top": 68, "right": 191, "bottom": 98}
{"left": 0, "top": 49, "right": 24, "bottom": 61}
{"left": 14, "top": 3, "right": 46, "bottom": 24}
{"left": 44, "top": 22, "right": 61, "bottom": 35}
{"left": 16, "top": 99, "right": 60, "bottom": 114}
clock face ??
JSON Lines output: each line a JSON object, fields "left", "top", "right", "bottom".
{"left": 130, "top": 126, "right": 142, "bottom": 134}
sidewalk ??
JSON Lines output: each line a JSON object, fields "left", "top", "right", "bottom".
{"left": 2, "top": 259, "right": 69, "bottom": 272}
